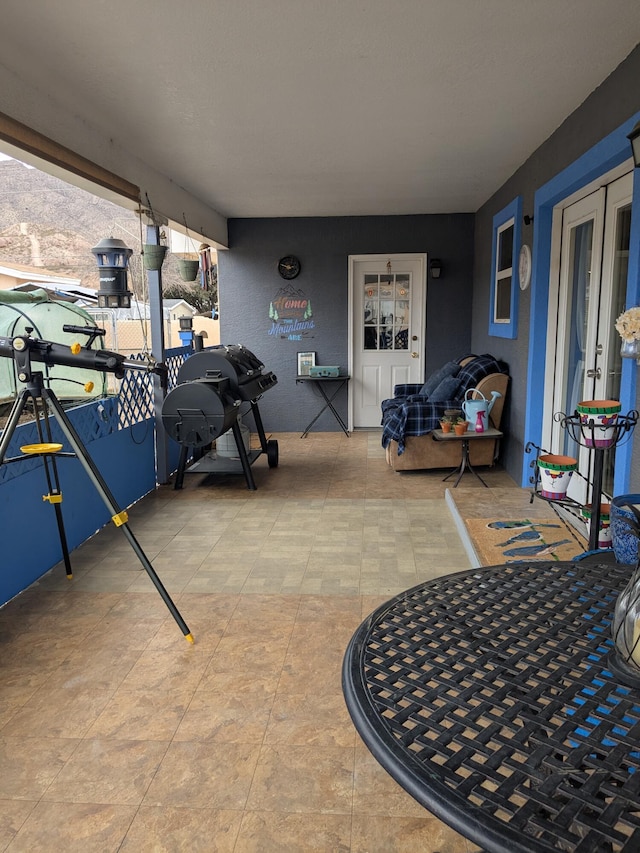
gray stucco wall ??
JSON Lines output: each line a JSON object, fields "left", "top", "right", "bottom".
{"left": 217, "top": 44, "right": 640, "bottom": 483}
{"left": 472, "top": 44, "right": 640, "bottom": 487}
{"left": 218, "top": 215, "right": 474, "bottom": 434}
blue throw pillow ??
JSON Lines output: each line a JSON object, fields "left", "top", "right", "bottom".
{"left": 428, "top": 374, "right": 462, "bottom": 402}
{"left": 419, "top": 361, "right": 460, "bottom": 396}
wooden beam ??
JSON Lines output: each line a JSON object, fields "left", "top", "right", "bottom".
{"left": 0, "top": 111, "right": 140, "bottom": 203}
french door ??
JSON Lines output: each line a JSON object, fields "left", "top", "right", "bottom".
{"left": 349, "top": 254, "right": 426, "bottom": 429}
{"left": 544, "top": 172, "right": 632, "bottom": 501}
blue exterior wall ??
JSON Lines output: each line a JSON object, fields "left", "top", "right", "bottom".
{"left": 218, "top": 214, "right": 475, "bottom": 434}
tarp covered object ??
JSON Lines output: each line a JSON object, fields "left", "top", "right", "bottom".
{"left": 0, "top": 288, "right": 108, "bottom": 401}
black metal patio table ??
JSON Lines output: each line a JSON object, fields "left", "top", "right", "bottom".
{"left": 342, "top": 559, "right": 640, "bottom": 852}
{"left": 296, "top": 374, "right": 350, "bottom": 437}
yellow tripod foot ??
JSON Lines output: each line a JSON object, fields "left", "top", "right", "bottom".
{"left": 185, "top": 633, "right": 195, "bottom": 644}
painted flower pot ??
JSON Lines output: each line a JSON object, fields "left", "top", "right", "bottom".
{"left": 610, "top": 494, "right": 640, "bottom": 565}
{"left": 537, "top": 454, "right": 577, "bottom": 500}
{"left": 576, "top": 400, "right": 621, "bottom": 448}
{"left": 580, "top": 503, "right": 612, "bottom": 549}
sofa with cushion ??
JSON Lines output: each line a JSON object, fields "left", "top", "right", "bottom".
{"left": 382, "top": 353, "right": 510, "bottom": 472}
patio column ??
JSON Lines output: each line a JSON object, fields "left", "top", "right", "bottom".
{"left": 146, "top": 223, "right": 169, "bottom": 485}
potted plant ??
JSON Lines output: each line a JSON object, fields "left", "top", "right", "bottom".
{"left": 142, "top": 228, "right": 168, "bottom": 271}
{"left": 453, "top": 417, "right": 468, "bottom": 436}
{"left": 439, "top": 415, "right": 452, "bottom": 434}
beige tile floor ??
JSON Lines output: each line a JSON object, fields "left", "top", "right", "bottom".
{"left": 0, "top": 431, "right": 521, "bottom": 852}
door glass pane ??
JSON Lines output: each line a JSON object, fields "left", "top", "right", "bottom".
{"left": 605, "top": 205, "right": 631, "bottom": 399}
{"left": 394, "top": 275, "right": 410, "bottom": 349}
{"left": 363, "top": 277, "right": 378, "bottom": 349}
{"left": 602, "top": 203, "right": 631, "bottom": 494}
{"left": 562, "top": 219, "right": 593, "bottom": 458}
{"left": 378, "top": 275, "right": 392, "bottom": 349}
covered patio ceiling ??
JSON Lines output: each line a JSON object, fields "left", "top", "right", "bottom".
{"left": 0, "top": 1, "right": 639, "bottom": 226}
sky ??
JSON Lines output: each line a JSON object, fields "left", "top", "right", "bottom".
{"left": 0, "top": 152, "right": 33, "bottom": 167}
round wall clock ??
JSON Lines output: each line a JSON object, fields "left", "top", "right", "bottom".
{"left": 519, "top": 243, "right": 532, "bottom": 291}
{"left": 277, "top": 255, "right": 301, "bottom": 280}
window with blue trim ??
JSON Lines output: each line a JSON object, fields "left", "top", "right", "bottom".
{"left": 489, "top": 197, "right": 522, "bottom": 338}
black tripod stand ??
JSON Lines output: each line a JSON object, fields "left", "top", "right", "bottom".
{"left": 0, "top": 331, "right": 193, "bottom": 643}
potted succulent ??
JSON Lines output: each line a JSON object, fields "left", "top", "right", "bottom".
{"left": 453, "top": 417, "right": 468, "bottom": 436}
{"left": 439, "top": 415, "right": 452, "bottom": 434}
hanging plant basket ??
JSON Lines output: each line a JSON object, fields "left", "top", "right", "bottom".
{"left": 176, "top": 257, "right": 200, "bottom": 282}
{"left": 142, "top": 244, "right": 168, "bottom": 271}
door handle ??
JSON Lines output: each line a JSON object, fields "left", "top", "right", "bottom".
{"left": 411, "top": 352, "right": 419, "bottom": 358}
{"left": 586, "top": 367, "right": 601, "bottom": 379}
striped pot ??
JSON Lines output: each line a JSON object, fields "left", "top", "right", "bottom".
{"left": 576, "top": 400, "right": 621, "bottom": 449}
{"left": 537, "top": 454, "right": 577, "bottom": 500}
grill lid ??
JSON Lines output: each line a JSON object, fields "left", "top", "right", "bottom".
{"left": 176, "top": 345, "right": 277, "bottom": 401}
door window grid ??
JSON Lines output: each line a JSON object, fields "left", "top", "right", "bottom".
{"left": 363, "top": 273, "right": 410, "bottom": 350}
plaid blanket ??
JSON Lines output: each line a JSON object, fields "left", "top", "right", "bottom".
{"left": 381, "top": 355, "right": 507, "bottom": 454}
{"left": 381, "top": 395, "right": 460, "bottom": 453}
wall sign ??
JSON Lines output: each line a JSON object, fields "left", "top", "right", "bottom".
{"left": 268, "top": 284, "right": 315, "bottom": 340}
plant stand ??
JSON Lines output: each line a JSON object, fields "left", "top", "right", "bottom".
{"left": 527, "top": 409, "right": 638, "bottom": 552}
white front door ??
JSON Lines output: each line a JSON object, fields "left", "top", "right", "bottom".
{"left": 543, "top": 172, "right": 632, "bottom": 501}
{"left": 349, "top": 254, "right": 426, "bottom": 429}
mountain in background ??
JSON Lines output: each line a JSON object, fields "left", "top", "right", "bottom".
{"left": 0, "top": 159, "right": 142, "bottom": 287}
{"left": 0, "top": 159, "right": 216, "bottom": 310}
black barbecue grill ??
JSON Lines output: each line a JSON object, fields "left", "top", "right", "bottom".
{"left": 162, "top": 344, "right": 278, "bottom": 490}
{"left": 177, "top": 345, "right": 277, "bottom": 402}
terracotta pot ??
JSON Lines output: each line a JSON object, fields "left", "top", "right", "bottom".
{"left": 453, "top": 422, "right": 468, "bottom": 436}
{"left": 537, "top": 453, "right": 577, "bottom": 500}
{"left": 440, "top": 421, "right": 452, "bottom": 433}
{"left": 576, "top": 399, "right": 621, "bottom": 448}
{"left": 580, "top": 503, "right": 612, "bottom": 549}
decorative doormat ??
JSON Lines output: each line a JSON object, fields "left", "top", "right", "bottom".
{"left": 465, "top": 518, "right": 588, "bottom": 565}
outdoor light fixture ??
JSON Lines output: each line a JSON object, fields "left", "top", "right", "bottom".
{"left": 628, "top": 121, "right": 640, "bottom": 168}
{"left": 178, "top": 315, "right": 194, "bottom": 349}
{"left": 91, "top": 237, "right": 133, "bottom": 309}
{"left": 430, "top": 258, "right": 442, "bottom": 279}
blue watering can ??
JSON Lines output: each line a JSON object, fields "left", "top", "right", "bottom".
{"left": 462, "top": 388, "right": 501, "bottom": 431}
